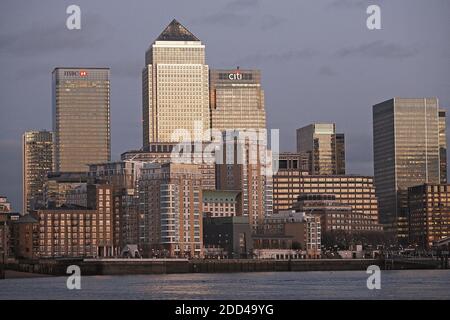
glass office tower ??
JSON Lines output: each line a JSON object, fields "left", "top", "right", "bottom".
{"left": 142, "top": 19, "right": 210, "bottom": 145}
{"left": 439, "top": 109, "right": 447, "bottom": 184}
{"left": 296, "top": 123, "right": 345, "bottom": 175}
{"left": 22, "top": 130, "right": 53, "bottom": 213}
{"left": 52, "top": 68, "right": 110, "bottom": 172}
{"left": 373, "top": 98, "right": 445, "bottom": 237}
{"left": 209, "top": 68, "right": 266, "bottom": 132}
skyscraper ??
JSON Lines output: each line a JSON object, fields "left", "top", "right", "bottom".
{"left": 439, "top": 109, "right": 447, "bottom": 184}
{"left": 296, "top": 123, "right": 345, "bottom": 175}
{"left": 52, "top": 67, "right": 110, "bottom": 172}
{"left": 372, "top": 98, "right": 445, "bottom": 237}
{"left": 142, "top": 19, "right": 210, "bottom": 146}
{"left": 209, "top": 68, "right": 266, "bottom": 132}
{"left": 22, "top": 130, "right": 53, "bottom": 213}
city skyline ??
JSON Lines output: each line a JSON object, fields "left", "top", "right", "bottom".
{"left": 1, "top": 0, "right": 450, "bottom": 211}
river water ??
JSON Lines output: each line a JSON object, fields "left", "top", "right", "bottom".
{"left": 1, "top": 270, "right": 449, "bottom": 300}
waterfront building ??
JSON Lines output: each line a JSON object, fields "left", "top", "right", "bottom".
{"left": 203, "top": 215, "right": 252, "bottom": 259}
{"left": 408, "top": 184, "right": 450, "bottom": 249}
{"left": 373, "top": 98, "right": 445, "bottom": 240}
{"left": 209, "top": 68, "right": 266, "bottom": 132}
{"left": 10, "top": 214, "right": 39, "bottom": 260}
{"left": 22, "top": 130, "right": 53, "bottom": 213}
{"left": 138, "top": 162, "right": 204, "bottom": 258}
{"left": 88, "top": 163, "right": 141, "bottom": 250}
{"left": 292, "top": 194, "right": 383, "bottom": 233}
{"left": 53, "top": 67, "right": 110, "bottom": 172}
{"left": 142, "top": 19, "right": 210, "bottom": 145}
{"left": 272, "top": 171, "right": 379, "bottom": 226}
{"left": 37, "top": 206, "right": 114, "bottom": 258}
{"left": 296, "top": 123, "right": 345, "bottom": 175}
{"left": 253, "top": 211, "right": 321, "bottom": 258}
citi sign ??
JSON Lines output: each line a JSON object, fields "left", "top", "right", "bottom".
{"left": 228, "top": 72, "right": 242, "bottom": 80}
{"left": 64, "top": 70, "right": 88, "bottom": 77}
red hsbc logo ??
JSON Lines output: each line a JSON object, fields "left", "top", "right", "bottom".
{"left": 63, "top": 70, "right": 88, "bottom": 77}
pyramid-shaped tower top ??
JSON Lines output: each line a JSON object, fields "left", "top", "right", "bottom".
{"left": 156, "top": 19, "right": 200, "bottom": 41}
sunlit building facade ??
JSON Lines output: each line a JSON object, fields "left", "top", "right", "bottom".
{"left": 209, "top": 68, "right": 266, "bottom": 132}
{"left": 22, "top": 130, "right": 53, "bottom": 213}
{"left": 296, "top": 123, "right": 345, "bottom": 175}
{"left": 52, "top": 67, "right": 110, "bottom": 172}
{"left": 408, "top": 184, "right": 450, "bottom": 249}
{"left": 142, "top": 19, "right": 210, "bottom": 145}
{"left": 439, "top": 109, "right": 447, "bottom": 184}
{"left": 138, "top": 162, "right": 204, "bottom": 258}
{"left": 273, "top": 171, "right": 379, "bottom": 226}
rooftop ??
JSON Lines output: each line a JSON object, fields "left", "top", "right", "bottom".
{"left": 156, "top": 19, "right": 199, "bottom": 42}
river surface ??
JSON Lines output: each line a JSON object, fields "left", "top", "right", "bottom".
{"left": 1, "top": 270, "right": 450, "bottom": 299}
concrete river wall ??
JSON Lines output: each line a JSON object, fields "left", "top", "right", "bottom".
{"left": 5, "top": 257, "right": 443, "bottom": 277}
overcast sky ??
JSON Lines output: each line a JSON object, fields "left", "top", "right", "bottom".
{"left": 1, "top": 0, "right": 449, "bottom": 211}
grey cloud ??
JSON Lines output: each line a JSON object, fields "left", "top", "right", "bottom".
{"left": 190, "top": 12, "right": 251, "bottom": 27}
{"left": 0, "top": 14, "right": 107, "bottom": 57}
{"left": 327, "top": 0, "right": 382, "bottom": 9}
{"left": 261, "top": 15, "right": 285, "bottom": 31}
{"left": 190, "top": 0, "right": 258, "bottom": 27}
{"left": 318, "top": 65, "right": 337, "bottom": 76}
{"left": 336, "top": 40, "right": 419, "bottom": 59}
{"left": 237, "top": 49, "right": 317, "bottom": 65}
{"left": 225, "top": 0, "right": 260, "bottom": 11}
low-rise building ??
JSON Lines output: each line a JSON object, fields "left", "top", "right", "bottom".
{"left": 292, "top": 194, "right": 383, "bottom": 233}
{"left": 254, "top": 211, "right": 321, "bottom": 258}
{"left": 10, "top": 214, "right": 39, "bottom": 260}
{"left": 203, "top": 215, "right": 252, "bottom": 259}
{"left": 37, "top": 206, "right": 114, "bottom": 258}
{"left": 408, "top": 184, "right": 450, "bottom": 249}
{"left": 272, "top": 173, "right": 379, "bottom": 228}
{"left": 253, "top": 248, "right": 306, "bottom": 260}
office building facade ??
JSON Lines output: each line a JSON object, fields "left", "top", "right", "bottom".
{"left": 52, "top": 67, "right": 110, "bottom": 172}
{"left": 439, "top": 109, "right": 447, "bottom": 184}
{"left": 273, "top": 172, "right": 379, "bottom": 225}
{"left": 296, "top": 123, "right": 345, "bottom": 175}
{"left": 142, "top": 19, "right": 210, "bottom": 145}
{"left": 253, "top": 211, "right": 321, "bottom": 258}
{"left": 373, "top": 98, "right": 444, "bottom": 237}
{"left": 22, "top": 130, "right": 53, "bottom": 213}
{"left": 209, "top": 68, "right": 266, "bottom": 132}
{"left": 408, "top": 184, "right": 450, "bottom": 249}
{"left": 203, "top": 216, "right": 252, "bottom": 259}
{"left": 292, "top": 194, "right": 383, "bottom": 233}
